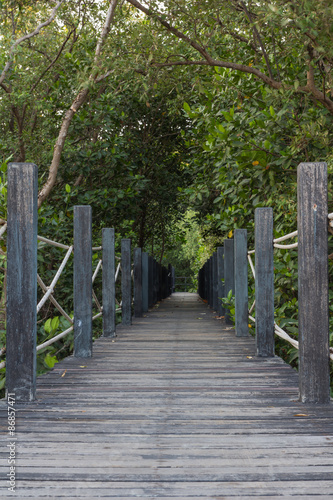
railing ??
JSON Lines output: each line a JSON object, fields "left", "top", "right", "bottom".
{"left": 174, "top": 276, "right": 196, "bottom": 292}
{"left": 198, "top": 162, "right": 332, "bottom": 405}
{"left": 0, "top": 162, "right": 174, "bottom": 401}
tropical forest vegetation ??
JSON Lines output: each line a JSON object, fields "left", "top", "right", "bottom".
{"left": 1, "top": 0, "right": 333, "bottom": 392}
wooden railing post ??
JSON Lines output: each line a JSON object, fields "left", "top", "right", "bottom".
{"left": 74, "top": 206, "right": 93, "bottom": 358}
{"left": 224, "top": 239, "right": 234, "bottom": 325}
{"left": 6, "top": 163, "right": 38, "bottom": 401}
{"left": 298, "top": 162, "right": 330, "bottom": 404}
{"left": 212, "top": 251, "right": 218, "bottom": 311}
{"left": 255, "top": 208, "right": 274, "bottom": 357}
{"left": 121, "top": 239, "right": 132, "bottom": 325}
{"left": 134, "top": 247, "right": 143, "bottom": 318}
{"left": 142, "top": 252, "right": 149, "bottom": 313}
{"left": 234, "top": 229, "right": 249, "bottom": 337}
{"left": 153, "top": 259, "right": 158, "bottom": 305}
{"left": 102, "top": 228, "right": 116, "bottom": 338}
{"left": 168, "top": 263, "right": 172, "bottom": 296}
{"left": 148, "top": 255, "right": 154, "bottom": 308}
{"left": 208, "top": 257, "right": 212, "bottom": 307}
{"left": 217, "top": 246, "right": 225, "bottom": 317}
{"left": 204, "top": 261, "right": 208, "bottom": 302}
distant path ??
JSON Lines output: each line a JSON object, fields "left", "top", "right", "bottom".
{"left": 1, "top": 292, "right": 333, "bottom": 498}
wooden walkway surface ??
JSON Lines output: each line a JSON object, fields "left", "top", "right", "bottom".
{"left": 1, "top": 292, "right": 333, "bottom": 498}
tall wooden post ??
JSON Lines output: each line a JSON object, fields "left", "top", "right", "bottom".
{"left": 153, "top": 259, "right": 158, "bottom": 304}
{"left": 212, "top": 251, "right": 218, "bottom": 311}
{"left": 148, "top": 255, "right": 154, "bottom": 308}
{"left": 255, "top": 208, "right": 274, "bottom": 357}
{"left": 102, "top": 228, "right": 115, "bottom": 338}
{"left": 6, "top": 163, "right": 38, "bottom": 401}
{"left": 298, "top": 162, "right": 330, "bottom": 404}
{"left": 204, "top": 261, "right": 208, "bottom": 301}
{"left": 121, "top": 239, "right": 132, "bottom": 325}
{"left": 217, "top": 246, "right": 225, "bottom": 317}
{"left": 74, "top": 206, "right": 93, "bottom": 358}
{"left": 172, "top": 266, "right": 175, "bottom": 293}
{"left": 234, "top": 229, "right": 248, "bottom": 337}
{"left": 134, "top": 247, "right": 143, "bottom": 317}
{"left": 142, "top": 252, "right": 149, "bottom": 313}
{"left": 224, "top": 239, "right": 235, "bottom": 325}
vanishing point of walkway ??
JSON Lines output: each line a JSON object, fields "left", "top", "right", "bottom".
{"left": 1, "top": 293, "right": 333, "bottom": 498}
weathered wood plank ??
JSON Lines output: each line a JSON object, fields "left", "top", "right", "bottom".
{"left": 1, "top": 292, "right": 333, "bottom": 498}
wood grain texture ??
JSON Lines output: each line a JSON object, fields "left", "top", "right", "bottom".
{"left": 234, "top": 229, "right": 248, "bottom": 337}
{"left": 121, "top": 239, "right": 131, "bottom": 326}
{"left": 74, "top": 205, "right": 92, "bottom": 358}
{"left": 224, "top": 239, "right": 235, "bottom": 325}
{"left": 6, "top": 163, "right": 38, "bottom": 401}
{"left": 255, "top": 207, "right": 274, "bottom": 357}
{"left": 297, "top": 162, "right": 330, "bottom": 404}
{"left": 102, "top": 228, "right": 116, "bottom": 338}
{"left": 1, "top": 292, "right": 333, "bottom": 498}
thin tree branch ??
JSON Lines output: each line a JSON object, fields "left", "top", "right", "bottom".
{"left": 126, "top": 0, "right": 282, "bottom": 89}
{"left": 38, "top": 0, "right": 120, "bottom": 207}
{"left": 239, "top": 1, "right": 274, "bottom": 79}
{"left": 29, "top": 29, "right": 75, "bottom": 94}
{"left": 0, "top": 0, "right": 65, "bottom": 86}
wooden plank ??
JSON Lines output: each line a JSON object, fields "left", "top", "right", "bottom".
{"left": 1, "top": 292, "right": 333, "bottom": 498}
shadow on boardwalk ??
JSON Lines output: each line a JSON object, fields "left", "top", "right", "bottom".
{"left": 1, "top": 292, "right": 333, "bottom": 498}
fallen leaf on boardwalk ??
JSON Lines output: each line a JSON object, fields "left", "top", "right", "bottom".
{"left": 294, "top": 414, "right": 309, "bottom": 417}
{"left": 246, "top": 356, "right": 253, "bottom": 359}
{"left": 79, "top": 366, "right": 86, "bottom": 368}
{"left": 197, "top": 317, "right": 203, "bottom": 320}
{"left": 215, "top": 316, "right": 224, "bottom": 320}
{"left": 61, "top": 370, "right": 67, "bottom": 377}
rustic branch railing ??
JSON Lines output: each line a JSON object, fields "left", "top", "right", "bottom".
{"left": 1, "top": 162, "right": 174, "bottom": 401}
{"left": 198, "top": 162, "right": 332, "bottom": 405}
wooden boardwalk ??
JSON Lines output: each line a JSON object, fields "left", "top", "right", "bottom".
{"left": 1, "top": 292, "right": 333, "bottom": 498}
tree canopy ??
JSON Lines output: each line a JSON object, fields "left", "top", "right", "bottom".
{"left": 1, "top": 0, "right": 333, "bottom": 388}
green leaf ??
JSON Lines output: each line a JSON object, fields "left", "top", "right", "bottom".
{"left": 44, "top": 353, "right": 58, "bottom": 369}
{"left": 51, "top": 316, "right": 60, "bottom": 332}
{"left": 65, "top": 184, "right": 71, "bottom": 193}
{"left": 183, "top": 102, "right": 191, "bottom": 113}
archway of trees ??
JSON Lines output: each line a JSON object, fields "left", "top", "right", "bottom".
{"left": 1, "top": 0, "right": 333, "bottom": 390}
